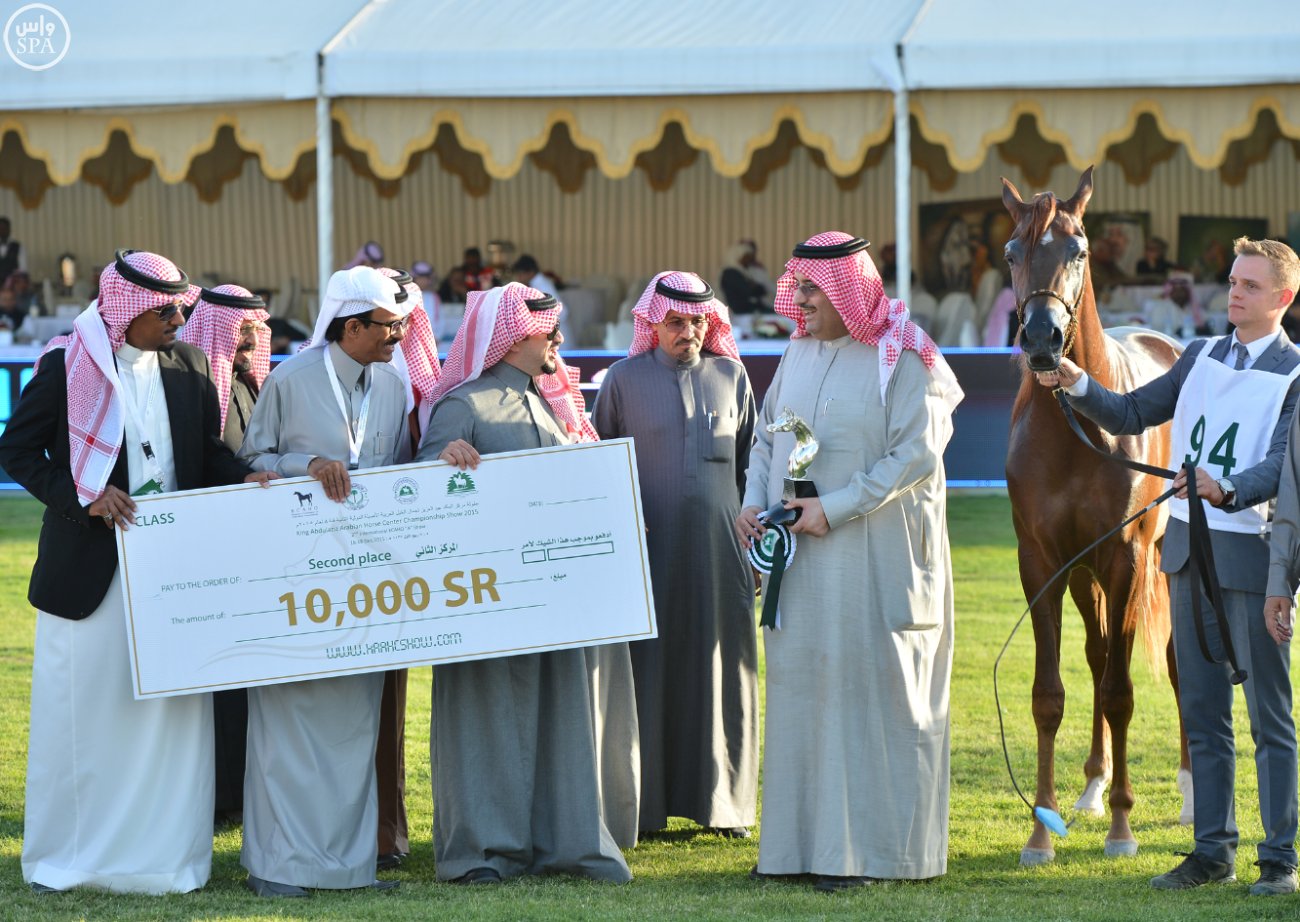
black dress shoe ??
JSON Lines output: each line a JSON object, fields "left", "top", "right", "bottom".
{"left": 749, "top": 865, "right": 811, "bottom": 883}
{"left": 245, "top": 875, "right": 310, "bottom": 898}
{"left": 1150, "top": 852, "right": 1234, "bottom": 890}
{"left": 710, "top": 826, "right": 752, "bottom": 839}
{"left": 815, "top": 875, "right": 875, "bottom": 892}
{"left": 453, "top": 867, "right": 503, "bottom": 885}
{"left": 377, "top": 852, "right": 403, "bottom": 872}
{"left": 29, "top": 881, "right": 58, "bottom": 894}
{"left": 369, "top": 879, "right": 400, "bottom": 891}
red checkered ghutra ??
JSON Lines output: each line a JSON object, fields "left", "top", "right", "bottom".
{"left": 628, "top": 270, "right": 739, "bottom": 359}
{"left": 178, "top": 285, "right": 270, "bottom": 432}
{"left": 432, "top": 282, "right": 597, "bottom": 442}
{"left": 377, "top": 268, "right": 442, "bottom": 437}
{"left": 774, "top": 231, "right": 966, "bottom": 409}
{"left": 58, "top": 252, "right": 200, "bottom": 506}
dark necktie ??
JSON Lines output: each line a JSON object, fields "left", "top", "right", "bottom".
{"left": 1233, "top": 342, "right": 1249, "bottom": 370}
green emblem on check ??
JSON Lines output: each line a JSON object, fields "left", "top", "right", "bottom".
{"left": 447, "top": 472, "right": 477, "bottom": 495}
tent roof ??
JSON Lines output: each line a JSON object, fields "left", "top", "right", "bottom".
{"left": 323, "top": 0, "right": 921, "bottom": 97}
{"left": 0, "top": 0, "right": 367, "bottom": 110}
{"left": 902, "top": 0, "right": 1300, "bottom": 90}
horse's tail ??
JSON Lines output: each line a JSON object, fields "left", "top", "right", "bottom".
{"left": 1133, "top": 536, "right": 1171, "bottom": 678}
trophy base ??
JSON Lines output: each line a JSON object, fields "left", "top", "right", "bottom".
{"left": 761, "top": 478, "right": 818, "bottom": 526}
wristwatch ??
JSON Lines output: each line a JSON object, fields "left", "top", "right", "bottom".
{"left": 1215, "top": 478, "right": 1236, "bottom": 508}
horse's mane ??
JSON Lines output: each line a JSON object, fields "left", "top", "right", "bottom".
{"left": 1019, "top": 193, "right": 1059, "bottom": 258}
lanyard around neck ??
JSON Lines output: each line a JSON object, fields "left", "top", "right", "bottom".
{"left": 324, "top": 350, "right": 372, "bottom": 468}
{"left": 116, "top": 354, "right": 165, "bottom": 487}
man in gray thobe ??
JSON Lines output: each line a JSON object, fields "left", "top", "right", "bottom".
{"left": 238, "top": 266, "right": 411, "bottom": 897}
{"left": 178, "top": 283, "right": 271, "bottom": 824}
{"left": 592, "top": 271, "right": 758, "bottom": 838}
{"left": 417, "top": 282, "right": 633, "bottom": 884}
{"left": 735, "top": 233, "right": 963, "bottom": 893}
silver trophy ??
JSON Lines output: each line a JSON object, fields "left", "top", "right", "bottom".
{"left": 760, "top": 407, "right": 819, "bottom": 526}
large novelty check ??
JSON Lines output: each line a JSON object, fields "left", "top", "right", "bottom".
{"left": 116, "top": 439, "right": 656, "bottom": 699}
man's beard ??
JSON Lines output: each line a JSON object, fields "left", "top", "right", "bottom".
{"left": 541, "top": 357, "right": 558, "bottom": 375}
{"left": 233, "top": 351, "right": 253, "bottom": 373}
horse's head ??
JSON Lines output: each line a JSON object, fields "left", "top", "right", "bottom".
{"left": 767, "top": 406, "right": 800, "bottom": 434}
{"left": 1001, "top": 167, "right": 1095, "bottom": 372}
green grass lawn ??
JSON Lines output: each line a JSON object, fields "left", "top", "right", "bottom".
{"left": 0, "top": 492, "right": 1293, "bottom": 920}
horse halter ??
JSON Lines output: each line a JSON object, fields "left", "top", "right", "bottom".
{"left": 1015, "top": 284, "right": 1084, "bottom": 357}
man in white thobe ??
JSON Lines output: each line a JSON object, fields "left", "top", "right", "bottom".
{"left": 735, "top": 232, "right": 963, "bottom": 892}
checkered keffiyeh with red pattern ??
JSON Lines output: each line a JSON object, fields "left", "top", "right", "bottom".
{"left": 378, "top": 268, "right": 442, "bottom": 436}
{"left": 61, "top": 252, "right": 200, "bottom": 506}
{"left": 628, "top": 270, "right": 739, "bottom": 359}
{"left": 538, "top": 356, "right": 599, "bottom": 443}
{"left": 431, "top": 282, "right": 597, "bottom": 441}
{"left": 178, "top": 285, "right": 270, "bottom": 432}
{"left": 776, "top": 231, "right": 962, "bottom": 408}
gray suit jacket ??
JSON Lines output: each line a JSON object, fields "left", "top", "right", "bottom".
{"left": 1068, "top": 331, "right": 1300, "bottom": 592}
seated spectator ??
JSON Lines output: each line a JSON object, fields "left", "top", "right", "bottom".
{"left": 486, "top": 240, "right": 516, "bottom": 285}
{"left": 438, "top": 267, "right": 470, "bottom": 303}
{"left": 0, "top": 286, "right": 22, "bottom": 331}
{"left": 412, "top": 260, "right": 442, "bottom": 330}
{"left": 345, "top": 241, "right": 385, "bottom": 269}
{"left": 1135, "top": 236, "right": 1175, "bottom": 281}
{"left": 0, "top": 216, "right": 26, "bottom": 288}
{"left": 1089, "top": 237, "right": 1129, "bottom": 293}
{"left": 1143, "top": 270, "right": 1210, "bottom": 339}
{"left": 738, "top": 238, "right": 777, "bottom": 299}
{"left": 5, "top": 271, "right": 39, "bottom": 313}
{"left": 1192, "top": 238, "right": 1231, "bottom": 284}
{"left": 719, "top": 242, "right": 771, "bottom": 314}
{"left": 453, "top": 247, "right": 496, "bottom": 293}
{"left": 511, "top": 255, "right": 573, "bottom": 344}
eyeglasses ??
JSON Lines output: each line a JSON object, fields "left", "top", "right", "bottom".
{"left": 547, "top": 325, "right": 562, "bottom": 342}
{"left": 663, "top": 316, "right": 710, "bottom": 333}
{"left": 150, "top": 302, "right": 182, "bottom": 321}
{"left": 362, "top": 316, "right": 410, "bottom": 334}
{"left": 793, "top": 281, "right": 823, "bottom": 298}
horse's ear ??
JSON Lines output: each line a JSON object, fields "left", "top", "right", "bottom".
{"left": 1001, "top": 177, "right": 1027, "bottom": 218}
{"left": 1063, "top": 166, "right": 1095, "bottom": 217}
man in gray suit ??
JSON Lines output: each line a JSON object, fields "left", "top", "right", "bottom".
{"left": 1038, "top": 237, "right": 1300, "bottom": 896}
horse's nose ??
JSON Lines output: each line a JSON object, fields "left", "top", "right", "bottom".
{"left": 1020, "top": 306, "right": 1064, "bottom": 358}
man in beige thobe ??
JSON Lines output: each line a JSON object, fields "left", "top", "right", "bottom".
{"left": 735, "top": 232, "right": 963, "bottom": 892}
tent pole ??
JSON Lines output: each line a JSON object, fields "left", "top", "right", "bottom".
{"left": 893, "top": 83, "right": 911, "bottom": 308}
{"left": 315, "top": 55, "right": 332, "bottom": 319}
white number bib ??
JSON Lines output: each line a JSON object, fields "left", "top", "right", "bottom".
{"left": 1168, "top": 337, "right": 1300, "bottom": 534}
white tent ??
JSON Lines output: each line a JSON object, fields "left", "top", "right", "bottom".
{"left": 321, "top": 0, "right": 923, "bottom": 298}
{"left": 0, "top": 1, "right": 366, "bottom": 187}
{"left": 901, "top": 0, "right": 1300, "bottom": 174}
{"left": 2, "top": 1, "right": 1298, "bottom": 308}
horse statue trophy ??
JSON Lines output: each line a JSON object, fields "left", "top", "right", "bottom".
{"left": 1003, "top": 167, "right": 1191, "bottom": 865}
{"left": 760, "top": 406, "right": 819, "bottom": 525}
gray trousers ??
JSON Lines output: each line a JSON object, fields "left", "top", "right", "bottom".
{"left": 1170, "top": 570, "right": 1298, "bottom": 867}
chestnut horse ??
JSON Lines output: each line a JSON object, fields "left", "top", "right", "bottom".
{"left": 1003, "top": 167, "right": 1191, "bottom": 865}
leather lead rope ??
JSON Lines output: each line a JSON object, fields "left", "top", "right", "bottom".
{"left": 1053, "top": 390, "right": 1247, "bottom": 684}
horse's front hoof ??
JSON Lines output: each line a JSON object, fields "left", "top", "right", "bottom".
{"left": 1020, "top": 847, "right": 1056, "bottom": 867}
{"left": 1103, "top": 838, "right": 1138, "bottom": 858}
